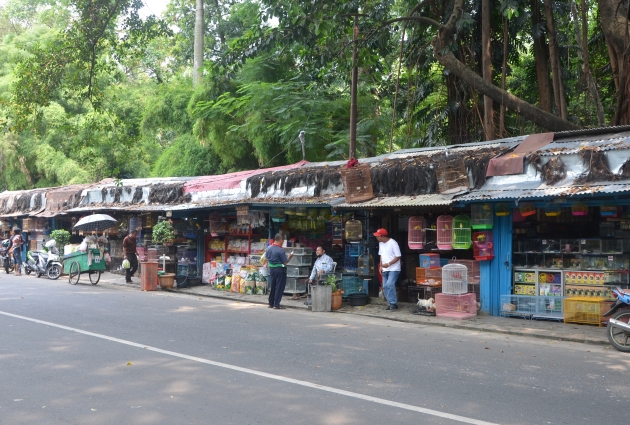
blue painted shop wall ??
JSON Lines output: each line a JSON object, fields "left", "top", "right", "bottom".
{"left": 479, "top": 212, "right": 513, "bottom": 316}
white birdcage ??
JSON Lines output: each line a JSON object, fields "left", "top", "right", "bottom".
{"left": 408, "top": 216, "right": 426, "bottom": 249}
{"left": 441, "top": 263, "right": 468, "bottom": 294}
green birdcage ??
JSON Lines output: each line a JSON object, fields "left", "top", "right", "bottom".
{"left": 452, "top": 215, "right": 472, "bottom": 250}
{"left": 471, "top": 204, "right": 493, "bottom": 229}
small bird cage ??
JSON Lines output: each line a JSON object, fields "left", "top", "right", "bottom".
{"left": 285, "top": 207, "right": 296, "bottom": 216}
{"left": 571, "top": 201, "right": 588, "bottom": 216}
{"left": 495, "top": 202, "right": 511, "bottom": 216}
{"left": 436, "top": 154, "right": 469, "bottom": 194}
{"left": 512, "top": 209, "right": 527, "bottom": 223}
{"left": 339, "top": 163, "right": 374, "bottom": 203}
{"left": 408, "top": 216, "right": 427, "bottom": 249}
{"left": 473, "top": 232, "right": 494, "bottom": 261}
{"left": 452, "top": 215, "right": 472, "bottom": 250}
{"left": 600, "top": 204, "right": 619, "bottom": 217}
{"left": 295, "top": 207, "right": 307, "bottom": 216}
{"left": 544, "top": 202, "right": 562, "bottom": 217}
{"left": 436, "top": 215, "right": 454, "bottom": 250}
{"left": 471, "top": 204, "right": 493, "bottom": 229}
{"left": 270, "top": 208, "right": 286, "bottom": 223}
{"left": 519, "top": 202, "right": 537, "bottom": 217}
{"left": 442, "top": 263, "right": 468, "bottom": 294}
{"left": 317, "top": 208, "right": 330, "bottom": 221}
{"left": 357, "top": 251, "right": 374, "bottom": 276}
{"left": 345, "top": 219, "right": 363, "bottom": 242}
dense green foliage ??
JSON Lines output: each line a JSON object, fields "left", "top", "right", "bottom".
{"left": 0, "top": 0, "right": 627, "bottom": 190}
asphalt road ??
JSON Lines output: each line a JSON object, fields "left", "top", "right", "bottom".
{"left": 1, "top": 273, "right": 629, "bottom": 425}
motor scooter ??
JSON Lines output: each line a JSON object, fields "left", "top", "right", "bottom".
{"left": 603, "top": 287, "right": 630, "bottom": 352}
{"left": 0, "top": 239, "right": 14, "bottom": 274}
{"left": 24, "top": 240, "right": 62, "bottom": 280}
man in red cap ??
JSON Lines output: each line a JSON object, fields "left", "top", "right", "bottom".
{"left": 373, "top": 228, "right": 401, "bottom": 310}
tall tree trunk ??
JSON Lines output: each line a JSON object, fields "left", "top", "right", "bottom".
{"left": 570, "top": 0, "right": 605, "bottom": 125}
{"left": 598, "top": 0, "right": 630, "bottom": 125}
{"left": 543, "top": 0, "right": 568, "bottom": 119}
{"left": 193, "top": 0, "right": 204, "bottom": 87}
{"left": 530, "top": 0, "right": 553, "bottom": 113}
{"left": 481, "top": 0, "right": 494, "bottom": 140}
{"left": 499, "top": 19, "right": 508, "bottom": 137}
{"left": 446, "top": 71, "right": 470, "bottom": 145}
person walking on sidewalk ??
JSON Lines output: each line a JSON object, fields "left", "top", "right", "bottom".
{"left": 374, "top": 228, "right": 401, "bottom": 310}
{"left": 265, "top": 233, "right": 294, "bottom": 309}
{"left": 11, "top": 228, "right": 24, "bottom": 276}
{"left": 123, "top": 229, "right": 139, "bottom": 283}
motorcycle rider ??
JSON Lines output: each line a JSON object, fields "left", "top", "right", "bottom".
{"left": 11, "top": 228, "right": 24, "bottom": 276}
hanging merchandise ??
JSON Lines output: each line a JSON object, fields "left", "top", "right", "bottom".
{"left": 345, "top": 219, "right": 362, "bottom": 242}
{"left": 295, "top": 207, "right": 307, "bottom": 217}
{"left": 544, "top": 202, "right": 562, "bottom": 217}
{"left": 473, "top": 232, "right": 494, "bottom": 260}
{"left": 519, "top": 202, "right": 536, "bottom": 217}
{"left": 452, "top": 215, "right": 472, "bottom": 249}
{"left": 285, "top": 207, "right": 296, "bottom": 216}
{"left": 600, "top": 204, "right": 619, "bottom": 217}
{"left": 408, "top": 216, "right": 427, "bottom": 249}
{"left": 571, "top": 201, "right": 588, "bottom": 216}
{"left": 437, "top": 215, "right": 454, "bottom": 250}
{"left": 512, "top": 209, "right": 527, "bottom": 223}
{"left": 270, "top": 208, "right": 286, "bottom": 222}
{"left": 471, "top": 204, "right": 493, "bottom": 229}
{"left": 317, "top": 208, "right": 330, "bottom": 221}
{"left": 495, "top": 203, "right": 511, "bottom": 216}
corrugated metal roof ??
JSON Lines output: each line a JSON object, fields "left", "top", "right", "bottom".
{"left": 389, "top": 136, "right": 525, "bottom": 158}
{"left": 455, "top": 183, "right": 630, "bottom": 202}
{"left": 537, "top": 134, "right": 630, "bottom": 156}
{"left": 335, "top": 194, "right": 452, "bottom": 209}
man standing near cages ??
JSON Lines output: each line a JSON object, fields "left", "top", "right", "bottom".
{"left": 374, "top": 228, "right": 401, "bottom": 310}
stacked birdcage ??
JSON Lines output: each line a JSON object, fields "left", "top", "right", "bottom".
{"left": 408, "top": 216, "right": 426, "bottom": 249}
{"left": 441, "top": 263, "right": 468, "bottom": 294}
{"left": 471, "top": 204, "right": 493, "bottom": 229}
{"left": 436, "top": 215, "right": 454, "bottom": 250}
{"left": 452, "top": 215, "right": 472, "bottom": 249}
{"left": 435, "top": 293, "right": 477, "bottom": 319}
{"left": 436, "top": 154, "right": 469, "bottom": 194}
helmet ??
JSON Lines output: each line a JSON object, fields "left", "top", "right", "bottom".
{"left": 45, "top": 240, "right": 56, "bottom": 248}
{"left": 1, "top": 239, "right": 9, "bottom": 248}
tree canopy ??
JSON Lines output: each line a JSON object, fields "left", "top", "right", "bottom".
{"left": 1, "top": 0, "right": 628, "bottom": 190}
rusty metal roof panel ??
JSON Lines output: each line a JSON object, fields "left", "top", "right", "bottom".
{"left": 537, "top": 135, "right": 630, "bottom": 156}
{"left": 335, "top": 194, "right": 453, "bottom": 209}
{"left": 455, "top": 183, "right": 630, "bottom": 202}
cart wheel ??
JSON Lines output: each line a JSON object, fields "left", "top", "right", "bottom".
{"left": 68, "top": 261, "right": 80, "bottom": 285}
{"left": 89, "top": 271, "right": 101, "bottom": 285}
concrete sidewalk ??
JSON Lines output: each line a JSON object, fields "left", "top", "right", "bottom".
{"left": 96, "top": 272, "right": 610, "bottom": 346}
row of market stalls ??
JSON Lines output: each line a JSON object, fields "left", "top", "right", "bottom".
{"left": 4, "top": 126, "right": 630, "bottom": 325}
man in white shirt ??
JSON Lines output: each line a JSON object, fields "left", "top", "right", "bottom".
{"left": 374, "top": 228, "right": 401, "bottom": 310}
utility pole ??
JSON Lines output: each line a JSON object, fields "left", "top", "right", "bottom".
{"left": 193, "top": 0, "right": 204, "bottom": 87}
{"left": 349, "top": 15, "right": 358, "bottom": 160}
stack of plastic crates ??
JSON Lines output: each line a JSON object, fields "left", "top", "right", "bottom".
{"left": 435, "top": 293, "right": 477, "bottom": 319}
{"left": 341, "top": 275, "right": 368, "bottom": 299}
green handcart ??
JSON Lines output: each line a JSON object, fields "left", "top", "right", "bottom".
{"left": 63, "top": 249, "right": 106, "bottom": 285}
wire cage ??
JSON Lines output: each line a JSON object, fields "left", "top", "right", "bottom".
{"left": 452, "top": 215, "right": 472, "bottom": 250}
{"left": 600, "top": 204, "right": 619, "bottom": 217}
{"left": 571, "top": 201, "right": 589, "bottom": 216}
{"left": 436, "top": 155, "right": 469, "bottom": 195}
{"left": 471, "top": 204, "right": 493, "bottom": 229}
{"left": 448, "top": 259, "right": 480, "bottom": 283}
{"left": 495, "top": 202, "right": 511, "bottom": 216}
{"left": 435, "top": 293, "right": 477, "bottom": 319}
{"left": 544, "top": 202, "right": 562, "bottom": 217}
{"left": 339, "top": 163, "right": 374, "bottom": 203}
{"left": 408, "top": 216, "right": 427, "bottom": 249}
{"left": 270, "top": 207, "right": 286, "bottom": 222}
{"left": 441, "top": 263, "right": 468, "bottom": 294}
{"left": 345, "top": 219, "right": 363, "bottom": 242}
{"left": 519, "top": 202, "right": 537, "bottom": 217}
{"left": 424, "top": 267, "right": 442, "bottom": 285}
{"left": 436, "top": 215, "right": 454, "bottom": 250}
{"left": 473, "top": 231, "right": 494, "bottom": 260}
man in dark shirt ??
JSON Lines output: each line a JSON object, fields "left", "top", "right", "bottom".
{"left": 123, "top": 229, "right": 139, "bottom": 283}
{"left": 264, "top": 233, "right": 294, "bottom": 309}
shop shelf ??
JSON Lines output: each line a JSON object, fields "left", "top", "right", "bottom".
{"left": 287, "top": 266, "right": 310, "bottom": 277}
{"left": 435, "top": 293, "right": 477, "bottom": 319}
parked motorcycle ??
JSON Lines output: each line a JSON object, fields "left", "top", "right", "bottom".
{"left": 603, "top": 287, "right": 630, "bottom": 352}
{"left": 0, "top": 238, "right": 14, "bottom": 274}
{"left": 24, "top": 240, "right": 62, "bottom": 280}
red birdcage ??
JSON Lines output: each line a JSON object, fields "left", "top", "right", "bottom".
{"left": 408, "top": 216, "right": 426, "bottom": 249}
{"left": 437, "top": 215, "right": 454, "bottom": 250}
{"left": 473, "top": 231, "right": 494, "bottom": 261}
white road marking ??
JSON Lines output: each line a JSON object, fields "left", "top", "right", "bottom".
{"left": 0, "top": 310, "right": 498, "bottom": 425}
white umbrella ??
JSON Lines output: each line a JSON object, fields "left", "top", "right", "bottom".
{"left": 73, "top": 214, "right": 118, "bottom": 232}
